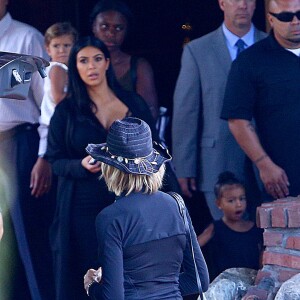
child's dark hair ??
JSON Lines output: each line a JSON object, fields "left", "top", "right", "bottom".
{"left": 214, "top": 171, "right": 244, "bottom": 198}
{"left": 44, "top": 22, "right": 78, "bottom": 46}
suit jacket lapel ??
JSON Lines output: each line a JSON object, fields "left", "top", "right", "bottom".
{"left": 211, "top": 26, "right": 232, "bottom": 76}
{"left": 254, "top": 27, "right": 268, "bottom": 42}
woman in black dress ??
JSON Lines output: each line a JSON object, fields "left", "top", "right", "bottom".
{"left": 46, "top": 36, "right": 156, "bottom": 300}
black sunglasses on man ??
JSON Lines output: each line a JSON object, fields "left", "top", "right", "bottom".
{"left": 269, "top": 10, "right": 300, "bottom": 22}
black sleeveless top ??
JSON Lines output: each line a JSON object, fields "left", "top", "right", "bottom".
{"left": 206, "top": 220, "right": 263, "bottom": 280}
{"left": 117, "top": 56, "right": 138, "bottom": 92}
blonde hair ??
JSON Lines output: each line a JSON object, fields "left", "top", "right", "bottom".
{"left": 101, "top": 164, "right": 166, "bottom": 196}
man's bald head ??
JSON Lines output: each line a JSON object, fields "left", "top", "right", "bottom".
{"left": 269, "top": 0, "right": 300, "bottom": 11}
{"left": 268, "top": 0, "right": 300, "bottom": 48}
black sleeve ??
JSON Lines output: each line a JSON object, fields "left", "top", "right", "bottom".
{"left": 89, "top": 212, "right": 125, "bottom": 300}
{"left": 46, "top": 102, "right": 89, "bottom": 179}
{"left": 221, "top": 57, "right": 256, "bottom": 121}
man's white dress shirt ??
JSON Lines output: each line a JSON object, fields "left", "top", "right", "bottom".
{"left": 0, "top": 13, "right": 48, "bottom": 132}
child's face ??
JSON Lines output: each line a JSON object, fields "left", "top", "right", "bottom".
{"left": 217, "top": 185, "right": 246, "bottom": 221}
{"left": 46, "top": 34, "right": 74, "bottom": 65}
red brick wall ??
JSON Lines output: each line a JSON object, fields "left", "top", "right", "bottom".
{"left": 245, "top": 197, "right": 300, "bottom": 299}
{"left": 243, "top": 197, "right": 300, "bottom": 300}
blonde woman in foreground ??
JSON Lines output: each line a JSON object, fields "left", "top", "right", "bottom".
{"left": 83, "top": 117, "right": 209, "bottom": 299}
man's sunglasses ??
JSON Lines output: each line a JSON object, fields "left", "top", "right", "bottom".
{"left": 269, "top": 10, "right": 300, "bottom": 22}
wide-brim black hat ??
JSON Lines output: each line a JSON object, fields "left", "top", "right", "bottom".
{"left": 86, "top": 117, "right": 171, "bottom": 175}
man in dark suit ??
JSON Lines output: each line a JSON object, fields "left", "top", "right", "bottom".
{"left": 221, "top": 0, "right": 300, "bottom": 200}
{"left": 172, "top": 0, "right": 267, "bottom": 220}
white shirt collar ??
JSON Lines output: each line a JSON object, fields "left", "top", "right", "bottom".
{"left": 0, "top": 13, "right": 12, "bottom": 37}
{"left": 222, "top": 23, "right": 255, "bottom": 48}
{"left": 285, "top": 47, "right": 300, "bottom": 56}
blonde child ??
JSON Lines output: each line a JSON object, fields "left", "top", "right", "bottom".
{"left": 38, "top": 22, "right": 78, "bottom": 157}
{"left": 197, "top": 171, "right": 263, "bottom": 280}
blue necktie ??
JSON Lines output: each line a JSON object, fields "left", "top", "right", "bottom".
{"left": 235, "top": 39, "right": 246, "bottom": 57}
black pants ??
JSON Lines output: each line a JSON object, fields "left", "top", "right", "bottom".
{"left": 0, "top": 124, "right": 55, "bottom": 300}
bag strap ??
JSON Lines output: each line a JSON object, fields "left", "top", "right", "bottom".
{"left": 168, "top": 192, "right": 204, "bottom": 300}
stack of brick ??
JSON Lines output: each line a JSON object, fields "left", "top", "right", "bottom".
{"left": 243, "top": 196, "right": 300, "bottom": 299}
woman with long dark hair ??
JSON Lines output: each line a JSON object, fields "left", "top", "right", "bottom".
{"left": 46, "top": 36, "right": 157, "bottom": 300}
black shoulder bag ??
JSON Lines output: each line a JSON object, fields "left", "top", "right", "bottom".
{"left": 168, "top": 192, "right": 205, "bottom": 300}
